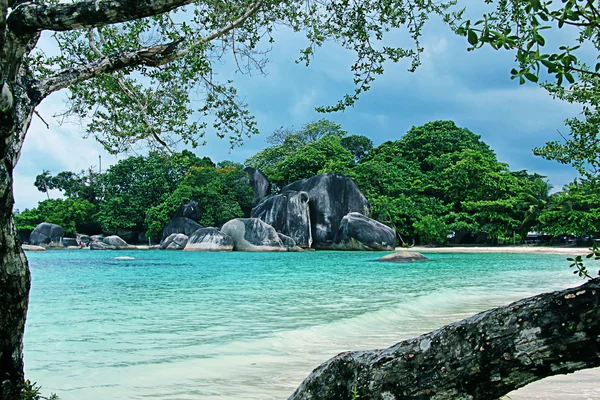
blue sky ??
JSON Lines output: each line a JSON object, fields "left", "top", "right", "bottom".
{"left": 14, "top": 13, "right": 581, "bottom": 210}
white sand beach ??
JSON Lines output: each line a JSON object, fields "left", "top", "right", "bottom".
{"left": 407, "top": 245, "right": 592, "bottom": 255}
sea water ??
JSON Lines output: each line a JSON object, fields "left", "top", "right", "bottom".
{"left": 23, "top": 250, "right": 598, "bottom": 399}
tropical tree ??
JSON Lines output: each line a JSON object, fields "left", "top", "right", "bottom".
{"left": 95, "top": 151, "right": 212, "bottom": 233}
{"left": 14, "top": 198, "right": 99, "bottom": 236}
{"left": 540, "top": 179, "right": 600, "bottom": 238}
{"left": 246, "top": 119, "right": 358, "bottom": 187}
{"left": 33, "top": 170, "right": 52, "bottom": 199}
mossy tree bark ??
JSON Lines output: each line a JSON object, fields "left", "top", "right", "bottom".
{"left": 290, "top": 279, "right": 600, "bottom": 400}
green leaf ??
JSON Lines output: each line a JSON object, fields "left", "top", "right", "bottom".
{"left": 524, "top": 72, "right": 538, "bottom": 82}
{"left": 467, "top": 30, "right": 478, "bottom": 45}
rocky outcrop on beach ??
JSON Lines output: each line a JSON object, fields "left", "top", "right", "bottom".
{"left": 29, "top": 222, "right": 65, "bottom": 246}
{"left": 184, "top": 228, "right": 234, "bottom": 251}
{"left": 91, "top": 234, "right": 104, "bottom": 242}
{"left": 244, "top": 167, "right": 270, "bottom": 206}
{"left": 174, "top": 200, "right": 202, "bottom": 222}
{"left": 281, "top": 173, "right": 371, "bottom": 249}
{"left": 90, "top": 241, "right": 116, "bottom": 250}
{"left": 61, "top": 238, "right": 78, "bottom": 247}
{"left": 161, "top": 217, "right": 203, "bottom": 242}
{"left": 251, "top": 190, "right": 312, "bottom": 248}
{"left": 103, "top": 235, "right": 135, "bottom": 249}
{"left": 160, "top": 233, "right": 189, "bottom": 250}
{"left": 333, "top": 212, "right": 396, "bottom": 251}
{"left": 377, "top": 251, "right": 428, "bottom": 263}
{"left": 77, "top": 234, "right": 91, "bottom": 246}
{"left": 220, "top": 218, "right": 296, "bottom": 252}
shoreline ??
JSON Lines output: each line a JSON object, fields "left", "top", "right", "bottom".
{"left": 404, "top": 245, "right": 592, "bottom": 255}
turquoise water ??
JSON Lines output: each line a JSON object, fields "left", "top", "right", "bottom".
{"left": 23, "top": 250, "right": 590, "bottom": 399}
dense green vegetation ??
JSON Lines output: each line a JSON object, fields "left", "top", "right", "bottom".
{"left": 16, "top": 120, "right": 600, "bottom": 245}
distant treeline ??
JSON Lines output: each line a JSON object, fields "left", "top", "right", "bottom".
{"left": 15, "top": 120, "right": 600, "bottom": 245}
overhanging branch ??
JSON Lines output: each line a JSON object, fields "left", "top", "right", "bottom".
{"left": 7, "top": 0, "right": 195, "bottom": 34}
{"left": 39, "top": 0, "right": 263, "bottom": 97}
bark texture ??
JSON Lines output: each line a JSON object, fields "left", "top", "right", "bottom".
{"left": 0, "top": 81, "right": 34, "bottom": 400}
{"left": 289, "top": 279, "right": 600, "bottom": 400}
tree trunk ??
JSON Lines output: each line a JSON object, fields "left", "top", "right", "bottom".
{"left": 289, "top": 278, "right": 600, "bottom": 400}
{"left": 0, "top": 79, "right": 36, "bottom": 400}
{"left": 0, "top": 173, "right": 29, "bottom": 400}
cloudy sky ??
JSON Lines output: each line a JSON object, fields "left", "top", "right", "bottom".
{"left": 14, "top": 12, "right": 581, "bottom": 211}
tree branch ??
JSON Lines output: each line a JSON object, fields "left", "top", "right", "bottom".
{"left": 290, "top": 278, "right": 600, "bottom": 400}
{"left": 7, "top": 0, "right": 196, "bottom": 34}
{"left": 39, "top": 0, "right": 263, "bottom": 97}
{"left": 87, "top": 28, "right": 174, "bottom": 154}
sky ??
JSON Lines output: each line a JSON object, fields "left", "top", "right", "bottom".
{"left": 13, "top": 11, "right": 583, "bottom": 211}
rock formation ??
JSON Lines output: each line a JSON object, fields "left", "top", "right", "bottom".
{"left": 77, "top": 234, "right": 91, "bottom": 246}
{"left": 173, "top": 200, "right": 202, "bottom": 221}
{"left": 160, "top": 233, "right": 189, "bottom": 250}
{"left": 220, "top": 218, "right": 294, "bottom": 251}
{"left": 377, "top": 251, "right": 427, "bottom": 262}
{"left": 161, "top": 217, "right": 203, "bottom": 242}
{"left": 90, "top": 241, "right": 116, "bottom": 250}
{"left": 29, "top": 222, "right": 64, "bottom": 246}
{"left": 333, "top": 212, "right": 396, "bottom": 251}
{"left": 283, "top": 173, "right": 370, "bottom": 249}
{"left": 251, "top": 190, "right": 312, "bottom": 247}
{"left": 90, "top": 234, "right": 104, "bottom": 242}
{"left": 244, "top": 167, "right": 270, "bottom": 206}
{"left": 103, "top": 235, "right": 133, "bottom": 249}
{"left": 184, "top": 228, "right": 234, "bottom": 251}
{"left": 61, "top": 238, "right": 78, "bottom": 247}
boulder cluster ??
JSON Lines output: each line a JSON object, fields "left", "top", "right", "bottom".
{"left": 157, "top": 172, "right": 396, "bottom": 252}
{"left": 25, "top": 172, "right": 397, "bottom": 252}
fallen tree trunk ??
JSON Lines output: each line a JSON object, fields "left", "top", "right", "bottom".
{"left": 289, "top": 278, "right": 600, "bottom": 400}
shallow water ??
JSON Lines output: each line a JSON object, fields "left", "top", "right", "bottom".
{"left": 23, "top": 250, "right": 599, "bottom": 399}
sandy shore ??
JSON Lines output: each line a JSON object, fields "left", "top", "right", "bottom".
{"left": 404, "top": 245, "right": 591, "bottom": 255}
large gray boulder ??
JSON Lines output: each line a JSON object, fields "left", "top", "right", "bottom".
{"left": 90, "top": 234, "right": 104, "bottom": 242}
{"left": 161, "top": 217, "right": 203, "bottom": 242}
{"left": 244, "top": 167, "right": 270, "bottom": 206}
{"left": 103, "top": 235, "right": 132, "bottom": 249}
{"left": 333, "top": 212, "right": 396, "bottom": 251}
{"left": 62, "top": 237, "right": 78, "bottom": 247}
{"left": 283, "top": 173, "right": 370, "bottom": 249}
{"left": 173, "top": 200, "right": 202, "bottom": 222}
{"left": 90, "top": 241, "right": 116, "bottom": 250}
{"left": 220, "top": 218, "right": 291, "bottom": 252}
{"left": 29, "top": 222, "right": 65, "bottom": 246}
{"left": 184, "top": 228, "right": 234, "bottom": 252}
{"left": 160, "top": 233, "right": 189, "bottom": 250}
{"left": 251, "top": 190, "right": 312, "bottom": 248}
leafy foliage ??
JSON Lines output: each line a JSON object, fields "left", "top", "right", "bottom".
{"left": 95, "top": 150, "right": 212, "bottom": 232}
{"left": 14, "top": 199, "right": 99, "bottom": 236}
{"left": 246, "top": 119, "right": 357, "bottom": 188}
{"left": 20, "top": 380, "right": 57, "bottom": 400}
{"left": 145, "top": 163, "right": 253, "bottom": 240}
{"left": 454, "top": 0, "right": 600, "bottom": 182}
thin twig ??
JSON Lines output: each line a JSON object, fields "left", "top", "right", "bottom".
{"left": 34, "top": 109, "right": 49, "bottom": 129}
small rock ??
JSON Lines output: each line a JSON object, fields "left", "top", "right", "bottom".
{"left": 377, "top": 251, "right": 428, "bottom": 263}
